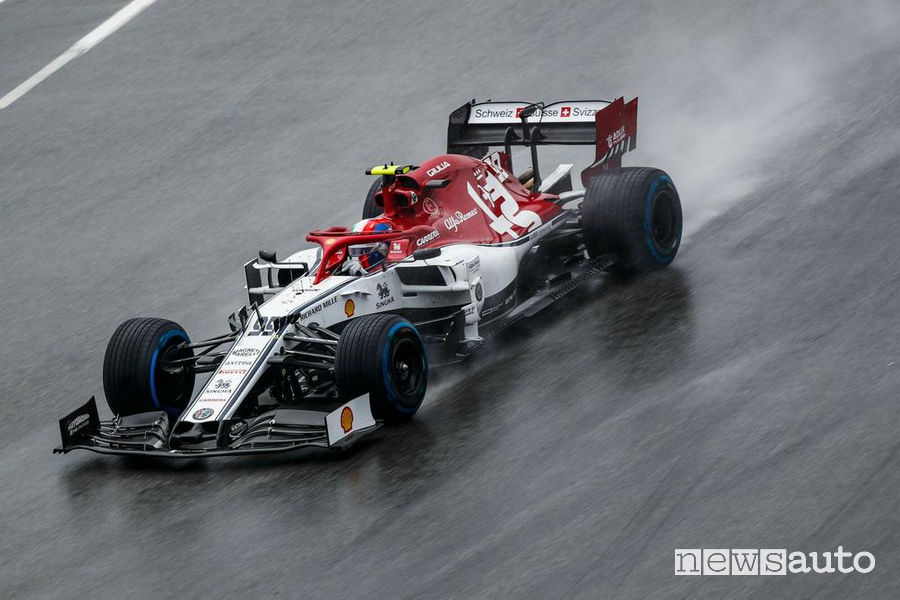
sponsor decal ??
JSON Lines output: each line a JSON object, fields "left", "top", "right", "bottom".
{"left": 476, "top": 106, "right": 517, "bottom": 120}
{"left": 426, "top": 161, "right": 451, "bottom": 178}
{"left": 464, "top": 304, "right": 476, "bottom": 317}
{"left": 199, "top": 378, "right": 234, "bottom": 399}
{"left": 388, "top": 239, "right": 409, "bottom": 260}
{"left": 532, "top": 105, "right": 599, "bottom": 120}
{"left": 572, "top": 105, "right": 600, "bottom": 118}
{"left": 209, "top": 379, "right": 232, "bottom": 394}
{"left": 375, "top": 282, "right": 396, "bottom": 309}
{"left": 423, "top": 197, "right": 440, "bottom": 216}
{"left": 232, "top": 348, "right": 259, "bottom": 357}
{"left": 344, "top": 299, "right": 355, "bottom": 317}
{"left": 67, "top": 413, "right": 91, "bottom": 436}
{"left": 197, "top": 395, "right": 229, "bottom": 403}
{"left": 467, "top": 257, "right": 480, "bottom": 275}
{"left": 193, "top": 408, "right": 214, "bottom": 420}
{"left": 539, "top": 106, "right": 559, "bottom": 118}
{"left": 443, "top": 209, "right": 478, "bottom": 233}
{"left": 224, "top": 359, "right": 253, "bottom": 367}
{"left": 475, "top": 282, "right": 483, "bottom": 301}
{"left": 326, "top": 396, "right": 375, "bottom": 445}
{"left": 606, "top": 125, "right": 626, "bottom": 148}
{"left": 298, "top": 295, "right": 339, "bottom": 321}
{"left": 228, "top": 420, "right": 248, "bottom": 440}
{"left": 416, "top": 229, "right": 440, "bottom": 247}
{"left": 216, "top": 369, "right": 247, "bottom": 376}
{"left": 471, "top": 102, "right": 606, "bottom": 124}
{"left": 340, "top": 406, "right": 353, "bottom": 433}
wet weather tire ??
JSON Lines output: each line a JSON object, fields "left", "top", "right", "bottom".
{"left": 103, "top": 317, "right": 195, "bottom": 417}
{"left": 362, "top": 178, "right": 382, "bottom": 219}
{"left": 582, "top": 167, "right": 682, "bottom": 273}
{"left": 335, "top": 314, "right": 428, "bottom": 423}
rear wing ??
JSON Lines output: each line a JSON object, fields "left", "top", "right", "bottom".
{"left": 447, "top": 97, "right": 638, "bottom": 187}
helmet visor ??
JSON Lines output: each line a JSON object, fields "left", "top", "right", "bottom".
{"left": 348, "top": 242, "right": 380, "bottom": 257}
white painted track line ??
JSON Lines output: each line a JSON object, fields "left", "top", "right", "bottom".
{"left": 0, "top": 0, "right": 159, "bottom": 109}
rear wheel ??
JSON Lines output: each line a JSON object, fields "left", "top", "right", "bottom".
{"left": 335, "top": 314, "right": 428, "bottom": 423}
{"left": 362, "top": 178, "right": 382, "bottom": 219}
{"left": 103, "top": 318, "right": 195, "bottom": 417}
{"left": 582, "top": 167, "right": 682, "bottom": 273}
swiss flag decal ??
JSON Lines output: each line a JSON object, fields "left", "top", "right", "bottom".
{"left": 561, "top": 106, "right": 571, "bottom": 118}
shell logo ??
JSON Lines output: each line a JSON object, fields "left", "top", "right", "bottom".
{"left": 344, "top": 298, "right": 355, "bottom": 318}
{"left": 340, "top": 406, "right": 353, "bottom": 433}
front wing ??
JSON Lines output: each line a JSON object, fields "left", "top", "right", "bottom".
{"left": 53, "top": 396, "right": 379, "bottom": 458}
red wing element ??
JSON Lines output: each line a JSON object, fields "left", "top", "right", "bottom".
{"left": 580, "top": 97, "right": 638, "bottom": 186}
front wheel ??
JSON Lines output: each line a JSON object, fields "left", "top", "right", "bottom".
{"left": 582, "top": 167, "right": 682, "bottom": 274}
{"left": 335, "top": 314, "right": 428, "bottom": 423}
{"left": 103, "top": 318, "right": 195, "bottom": 417}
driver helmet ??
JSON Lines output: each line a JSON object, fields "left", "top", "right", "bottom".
{"left": 348, "top": 217, "right": 393, "bottom": 268}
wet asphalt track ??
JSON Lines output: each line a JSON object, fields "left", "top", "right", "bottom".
{"left": 2, "top": 1, "right": 900, "bottom": 598}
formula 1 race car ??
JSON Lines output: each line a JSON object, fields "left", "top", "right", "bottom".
{"left": 55, "top": 97, "right": 682, "bottom": 458}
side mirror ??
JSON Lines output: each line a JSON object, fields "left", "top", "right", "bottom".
{"left": 412, "top": 248, "right": 441, "bottom": 260}
{"left": 424, "top": 179, "right": 451, "bottom": 189}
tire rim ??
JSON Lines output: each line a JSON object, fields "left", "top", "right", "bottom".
{"left": 389, "top": 336, "right": 425, "bottom": 403}
{"left": 651, "top": 190, "right": 679, "bottom": 249}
